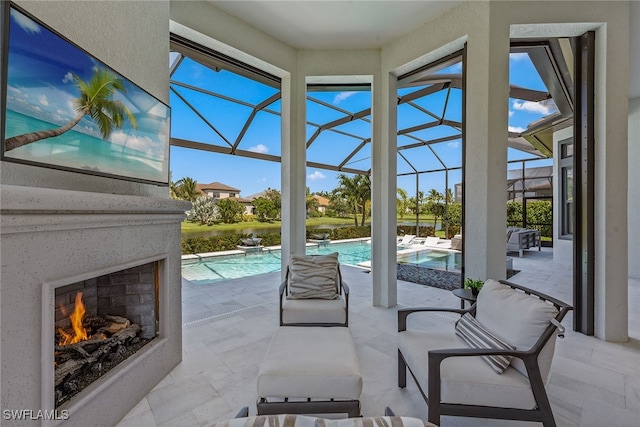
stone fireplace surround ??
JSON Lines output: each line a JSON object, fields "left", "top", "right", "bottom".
{"left": 0, "top": 184, "right": 189, "bottom": 427}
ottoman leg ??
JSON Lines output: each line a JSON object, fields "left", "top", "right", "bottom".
{"left": 398, "top": 349, "right": 407, "bottom": 388}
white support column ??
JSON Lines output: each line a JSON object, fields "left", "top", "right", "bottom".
{"left": 371, "top": 72, "right": 398, "bottom": 307}
{"left": 593, "top": 21, "right": 629, "bottom": 341}
{"left": 629, "top": 98, "right": 640, "bottom": 280}
{"left": 463, "top": 15, "right": 510, "bottom": 281}
{"left": 280, "top": 71, "right": 307, "bottom": 276}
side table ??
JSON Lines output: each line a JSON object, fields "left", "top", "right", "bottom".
{"left": 452, "top": 288, "right": 477, "bottom": 309}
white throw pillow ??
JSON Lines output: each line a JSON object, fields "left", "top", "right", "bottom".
{"left": 288, "top": 253, "right": 339, "bottom": 300}
{"left": 476, "top": 279, "right": 559, "bottom": 377}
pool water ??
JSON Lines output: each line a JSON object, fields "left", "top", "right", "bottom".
{"left": 182, "top": 241, "right": 372, "bottom": 285}
{"left": 398, "top": 250, "right": 461, "bottom": 272}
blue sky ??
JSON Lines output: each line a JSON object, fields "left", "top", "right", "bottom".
{"left": 169, "top": 49, "right": 554, "bottom": 198}
{"left": 5, "top": 7, "right": 170, "bottom": 162}
{"left": 171, "top": 54, "right": 553, "bottom": 196}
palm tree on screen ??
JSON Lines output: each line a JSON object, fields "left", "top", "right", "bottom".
{"left": 4, "top": 68, "right": 137, "bottom": 151}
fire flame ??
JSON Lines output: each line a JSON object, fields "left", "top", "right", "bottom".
{"left": 58, "top": 292, "right": 88, "bottom": 345}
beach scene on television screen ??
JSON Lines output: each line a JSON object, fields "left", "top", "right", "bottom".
{"left": 3, "top": 7, "right": 170, "bottom": 183}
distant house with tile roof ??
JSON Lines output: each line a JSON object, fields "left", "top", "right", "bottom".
{"left": 195, "top": 182, "right": 254, "bottom": 214}
{"left": 313, "top": 195, "right": 330, "bottom": 214}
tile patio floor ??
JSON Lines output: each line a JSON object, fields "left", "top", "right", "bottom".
{"left": 117, "top": 248, "right": 640, "bottom": 426}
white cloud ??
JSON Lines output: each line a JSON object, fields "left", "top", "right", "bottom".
{"left": 512, "top": 100, "right": 554, "bottom": 115}
{"left": 447, "top": 141, "right": 460, "bottom": 149}
{"left": 307, "top": 170, "right": 326, "bottom": 181}
{"left": 248, "top": 144, "right": 269, "bottom": 154}
{"left": 8, "top": 85, "right": 23, "bottom": 96}
{"left": 62, "top": 72, "right": 74, "bottom": 84}
{"left": 39, "top": 95, "right": 49, "bottom": 106}
{"left": 510, "top": 52, "right": 529, "bottom": 61}
{"left": 110, "top": 131, "right": 156, "bottom": 154}
{"left": 11, "top": 10, "right": 41, "bottom": 34}
{"left": 508, "top": 110, "right": 514, "bottom": 117}
{"left": 508, "top": 126, "right": 526, "bottom": 133}
{"left": 333, "top": 91, "right": 356, "bottom": 104}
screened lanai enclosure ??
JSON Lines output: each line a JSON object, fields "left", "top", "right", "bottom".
{"left": 168, "top": 34, "right": 578, "bottom": 279}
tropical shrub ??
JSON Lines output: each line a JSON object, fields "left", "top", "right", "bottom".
{"left": 217, "top": 198, "right": 246, "bottom": 223}
{"left": 506, "top": 200, "right": 552, "bottom": 238}
{"left": 397, "top": 225, "right": 435, "bottom": 237}
{"left": 330, "top": 226, "right": 371, "bottom": 240}
{"left": 188, "top": 197, "right": 220, "bottom": 225}
{"left": 446, "top": 203, "right": 462, "bottom": 227}
{"left": 253, "top": 196, "right": 279, "bottom": 221}
{"left": 255, "top": 232, "right": 281, "bottom": 246}
{"left": 444, "top": 225, "right": 460, "bottom": 239}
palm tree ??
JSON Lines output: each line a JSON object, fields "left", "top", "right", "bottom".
{"left": 426, "top": 189, "right": 445, "bottom": 229}
{"left": 175, "top": 177, "right": 200, "bottom": 202}
{"left": 336, "top": 173, "right": 371, "bottom": 226}
{"left": 397, "top": 187, "right": 409, "bottom": 219}
{"left": 4, "top": 68, "right": 136, "bottom": 151}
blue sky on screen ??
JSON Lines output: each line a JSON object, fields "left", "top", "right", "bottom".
{"left": 170, "top": 51, "right": 554, "bottom": 197}
{"left": 5, "top": 8, "right": 170, "bottom": 159}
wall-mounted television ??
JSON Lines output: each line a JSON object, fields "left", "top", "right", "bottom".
{"left": 1, "top": 2, "right": 170, "bottom": 185}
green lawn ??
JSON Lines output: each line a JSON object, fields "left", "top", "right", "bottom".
{"left": 181, "top": 214, "right": 442, "bottom": 234}
{"left": 181, "top": 216, "right": 367, "bottom": 234}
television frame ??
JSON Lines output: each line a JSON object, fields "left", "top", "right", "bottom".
{"left": 0, "top": 2, "right": 170, "bottom": 185}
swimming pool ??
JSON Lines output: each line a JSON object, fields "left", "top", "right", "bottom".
{"left": 398, "top": 249, "right": 461, "bottom": 272}
{"left": 182, "top": 240, "right": 461, "bottom": 285}
{"left": 182, "top": 240, "right": 373, "bottom": 285}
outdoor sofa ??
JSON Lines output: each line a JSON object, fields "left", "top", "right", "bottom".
{"left": 506, "top": 227, "right": 541, "bottom": 257}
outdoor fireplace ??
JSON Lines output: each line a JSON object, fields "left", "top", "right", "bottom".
{"left": 1, "top": 184, "right": 188, "bottom": 426}
{"left": 54, "top": 262, "right": 159, "bottom": 408}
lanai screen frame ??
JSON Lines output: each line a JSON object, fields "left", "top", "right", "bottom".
{"left": 168, "top": 35, "right": 566, "bottom": 237}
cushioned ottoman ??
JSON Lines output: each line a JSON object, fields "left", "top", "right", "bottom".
{"left": 257, "top": 326, "right": 362, "bottom": 417}
{"left": 209, "top": 414, "right": 438, "bottom": 427}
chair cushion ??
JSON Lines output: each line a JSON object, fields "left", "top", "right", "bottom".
{"left": 282, "top": 297, "right": 346, "bottom": 325}
{"left": 258, "top": 327, "right": 362, "bottom": 400}
{"left": 455, "top": 313, "right": 516, "bottom": 373}
{"left": 288, "top": 253, "right": 339, "bottom": 300}
{"left": 475, "top": 279, "right": 559, "bottom": 377}
{"left": 425, "top": 236, "right": 440, "bottom": 246}
{"left": 398, "top": 330, "right": 536, "bottom": 409}
{"left": 210, "top": 415, "right": 437, "bottom": 427}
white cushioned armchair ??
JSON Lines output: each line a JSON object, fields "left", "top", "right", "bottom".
{"left": 398, "top": 279, "right": 572, "bottom": 427}
{"left": 279, "top": 253, "right": 349, "bottom": 327}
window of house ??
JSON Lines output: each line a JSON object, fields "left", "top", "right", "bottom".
{"left": 559, "top": 138, "right": 574, "bottom": 238}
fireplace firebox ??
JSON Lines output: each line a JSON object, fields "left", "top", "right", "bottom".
{"left": 53, "top": 262, "right": 159, "bottom": 408}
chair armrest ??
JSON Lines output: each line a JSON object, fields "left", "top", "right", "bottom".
{"left": 279, "top": 279, "right": 286, "bottom": 326}
{"left": 398, "top": 306, "right": 474, "bottom": 332}
{"left": 342, "top": 281, "right": 349, "bottom": 326}
{"left": 426, "top": 345, "right": 543, "bottom": 415}
{"left": 341, "top": 281, "right": 350, "bottom": 295}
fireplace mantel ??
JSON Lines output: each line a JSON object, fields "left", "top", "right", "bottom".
{"left": 0, "top": 184, "right": 189, "bottom": 426}
{"left": 1, "top": 184, "right": 190, "bottom": 234}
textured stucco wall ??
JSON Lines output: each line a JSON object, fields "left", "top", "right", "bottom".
{"left": 1, "top": 0, "right": 170, "bottom": 197}
{"left": 0, "top": 2, "right": 182, "bottom": 427}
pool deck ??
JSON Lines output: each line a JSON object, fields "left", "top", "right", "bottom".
{"left": 118, "top": 247, "right": 640, "bottom": 426}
